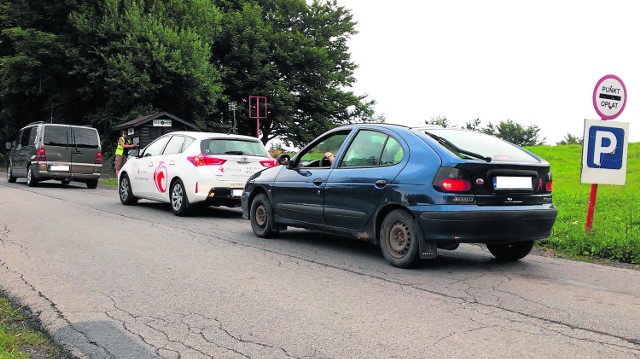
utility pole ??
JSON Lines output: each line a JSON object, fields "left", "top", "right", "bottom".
{"left": 228, "top": 101, "right": 237, "bottom": 134}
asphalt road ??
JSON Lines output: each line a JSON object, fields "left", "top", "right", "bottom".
{"left": 0, "top": 178, "right": 639, "bottom": 358}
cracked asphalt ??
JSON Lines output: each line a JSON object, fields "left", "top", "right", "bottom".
{"left": 0, "top": 180, "right": 639, "bottom": 358}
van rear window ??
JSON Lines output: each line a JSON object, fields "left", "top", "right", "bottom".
{"left": 43, "top": 126, "right": 70, "bottom": 146}
{"left": 73, "top": 128, "right": 99, "bottom": 148}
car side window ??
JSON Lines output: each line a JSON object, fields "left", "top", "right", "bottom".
{"left": 298, "top": 131, "right": 350, "bottom": 168}
{"left": 380, "top": 137, "right": 404, "bottom": 166}
{"left": 19, "top": 127, "right": 37, "bottom": 147}
{"left": 340, "top": 130, "right": 387, "bottom": 168}
{"left": 143, "top": 135, "right": 171, "bottom": 157}
{"left": 163, "top": 135, "right": 186, "bottom": 155}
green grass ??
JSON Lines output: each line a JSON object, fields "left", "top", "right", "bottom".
{"left": 0, "top": 295, "right": 64, "bottom": 358}
{"left": 526, "top": 142, "right": 640, "bottom": 263}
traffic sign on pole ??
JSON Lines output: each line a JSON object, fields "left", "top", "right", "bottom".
{"left": 592, "top": 74, "right": 626, "bottom": 120}
{"left": 585, "top": 74, "right": 628, "bottom": 233}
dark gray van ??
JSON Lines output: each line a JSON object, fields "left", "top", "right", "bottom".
{"left": 5, "top": 122, "right": 102, "bottom": 188}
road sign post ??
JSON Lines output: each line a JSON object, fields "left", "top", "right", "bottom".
{"left": 249, "top": 96, "right": 267, "bottom": 140}
{"left": 584, "top": 75, "right": 627, "bottom": 233}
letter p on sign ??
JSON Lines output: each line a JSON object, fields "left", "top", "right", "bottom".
{"left": 581, "top": 119, "right": 629, "bottom": 185}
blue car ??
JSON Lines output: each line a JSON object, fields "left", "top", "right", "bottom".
{"left": 241, "top": 124, "right": 557, "bottom": 268}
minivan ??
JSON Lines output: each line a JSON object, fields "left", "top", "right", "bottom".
{"left": 5, "top": 122, "right": 103, "bottom": 188}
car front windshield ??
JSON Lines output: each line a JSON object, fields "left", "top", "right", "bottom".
{"left": 418, "top": 128, "right": 540, "bottom": 163}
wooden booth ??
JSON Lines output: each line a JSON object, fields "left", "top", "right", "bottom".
{"left": 113, "top": 112, "right": 199, "bottom": 148}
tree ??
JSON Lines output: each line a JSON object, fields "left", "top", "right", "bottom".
{"left": 0, "top": 0, "right": 80, "bottom": 143}
{"left": 482, "top": 119, "right": 545, "bottom": 146}
{"left": 68, "top": 0, "right": 223, "bottom": 131}
{"left": 212, "top": 0, "right": 378, "bottom": 146}
{"left": 557, "top": 133, "right": 583, "bottom": 145}
{"left": 425, "top": 116, "right": 450, "bottom": 128}
{"left": 464, "top": 118, "right": 481, "bottom": 131}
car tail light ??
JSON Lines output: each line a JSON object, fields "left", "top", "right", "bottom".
{"left": 187, "top": 154, "right": 227, "bottom": 166}
{"left": 95, "top": 151, "right": 102, "bottom": 164}
{"left": 35, "top": 147, "right": 46, "bottom": 161}
{"left": 433, "top": 167, "right": 472, "bottom": 193}
{"left": 545, "top": 172, "right": 553, "bottom": 192}
{"left": 260, "top": 158, "right": 278, "bottom": 167}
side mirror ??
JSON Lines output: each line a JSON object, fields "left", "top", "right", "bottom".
{"left": 276, "top": 154, "right": 290, "bottom": 166}
{"left": 5, "top": 141, "right": 12, "bottom": 150}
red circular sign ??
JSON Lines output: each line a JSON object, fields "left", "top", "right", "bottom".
{"left": 593, "top": 74, "right": 627, "bottom": 120}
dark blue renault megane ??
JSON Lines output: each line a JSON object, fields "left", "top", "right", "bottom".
{"left": 241, "top": 124, "right": 557, "bottom": 268}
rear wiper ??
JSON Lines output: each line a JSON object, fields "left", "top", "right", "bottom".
{"left": 425, "top": 132, "right": 492, "bottom": 162}
{"left": 224, "top": 150, "right": 244, "bottom": 155}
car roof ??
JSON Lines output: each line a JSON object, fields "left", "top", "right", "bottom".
{"left": 163, "top": 131, "right": 262, "bottom": 142}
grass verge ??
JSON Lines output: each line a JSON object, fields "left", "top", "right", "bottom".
{"left": 0, "top": 294, "right": 69, "bottom": 358}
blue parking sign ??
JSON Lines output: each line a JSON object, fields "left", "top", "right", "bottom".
{"left": 586, "top": 126, "right": 625, "bottom": 169}
{"left": 581, "top": 119, "right": 629, "bottom": 185}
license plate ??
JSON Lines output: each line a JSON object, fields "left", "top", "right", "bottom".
{"left": 49, "top": 165, "right": 69, "bottom": 171}
{"left": 232, "top": 189, "right": 243, "bottom": 197}
{"left": 493, "top": 176, "right": 532, "bottom": 190}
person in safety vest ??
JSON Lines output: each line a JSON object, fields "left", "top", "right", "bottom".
{"left": 115, "top": 132, "right": 136, "bottom": 178}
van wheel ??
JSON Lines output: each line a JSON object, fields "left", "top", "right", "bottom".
{"left": 487, "top": 241, "right": 534, "bottom": 261}
{"left": 86, "top": 179, "right": 98, "bottom": 189}
{"left": 379, "top": 210, "right": 421, "bottom": 268}
{"left": 7, "top": 164, "right": 16, "bottom": 183}
{"left": 170, "top": 179, "right": 191, "bottom": 216}
{"left": 250, "top": 193, "right": 279, "bottom": 238}
{"left": 119, "top": 174, "right": 139, "bottom": 205}
{"left": 26, "top": 165, "right": 37, "bottom": 187}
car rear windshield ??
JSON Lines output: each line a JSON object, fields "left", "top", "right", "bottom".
{"left": 201, "top": 139, "right": 269, "bottom": 157}
{"left": 417, "top": 128, "right": 540, "bottom": 163}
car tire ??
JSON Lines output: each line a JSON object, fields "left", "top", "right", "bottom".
{"left": 487, "top": 241, "right": 534, "bottom": 261}
{"left": 26, "top": 165, "right": 37, "bottom": 187}
{"left": 250, "top": 193, "right": 279, "bottom": 238}
{"left": 61, "top": 179, "right": 71, "bottom": 185}
{"left": 7, "top": 163, "right": 16, "bottom": 183}
{"left": 119, "top": 174, "right": 139, "bottom": 205}
{"left": 170, "top": 179, "right": 191, "bottom": 216}
{"left": 379, "top": 209, "right": 421, "bottom": 268}
{"left": 86, "top": 179, "right": 98, "bottom": 189}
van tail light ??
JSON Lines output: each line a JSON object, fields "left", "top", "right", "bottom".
{"left": 95, "top": 151, "right": 102, "bottom": 164}
{"left": 35, "top": 147, "right": 46, "bottom": 161}
{"left": 260, "top": 158, "right": 278, "bottom": 167}
{"left": 433, "top": 167, "right": 472, "bottom": 193}
{"left": 187, "top": 154, "right": 227, "bottom": 166}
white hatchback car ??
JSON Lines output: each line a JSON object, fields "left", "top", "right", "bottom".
{"left": 118, "top": 131, "right": 277, "bottom": 216}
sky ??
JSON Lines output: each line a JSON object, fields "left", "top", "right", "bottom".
{"left": 338, "top": 0, "right": 640, "bottom": 144}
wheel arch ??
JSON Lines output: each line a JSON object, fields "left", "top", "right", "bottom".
{"left": 374, "top": 204, "right": 414, "bottom": 244}
{"left": 247, "top": 185, "right": 269, "bottom": 220}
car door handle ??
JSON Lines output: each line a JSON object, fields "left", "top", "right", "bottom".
{"left": 148, "top": 162, "right": 154, "bottom": 167}
{"left": 313, "top": 178, "right": 323, "bottom": 186}
{"left": 168, "top": 161, "right": 175, "bottom": 166}
{"left": 375, "top": 179, "right": 387, "bottom": 188}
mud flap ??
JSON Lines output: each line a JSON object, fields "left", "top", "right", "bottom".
{"left": 418, "top": 236, "right": 438, "bottom": 259}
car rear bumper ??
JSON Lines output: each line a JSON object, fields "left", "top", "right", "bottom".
{"left": 415, "top": 204, "right": 558, "bottom": 244}
{"left": 190, "top": 186, "right": 243, "bottom": 207}
{"left": 34, "top": 163, "right": 101, "bottom": 181}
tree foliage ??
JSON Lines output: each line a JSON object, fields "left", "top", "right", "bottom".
{"left": 557, "top": 133, "right": 583, "bottom": 145}
{"left": 213, "top": 0, "right": 377, "bottom": 146}
{"left": 424, "top": 116, "right": 546, "bottom": 146}
{"left": 481, "top": 119, "right": 545, "bottom": 146}
{"left": 0, "top": 0, "right": 377, "bottom": 149}
{"left": 424, "top": 116, "right": 451, "bottom": 128}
